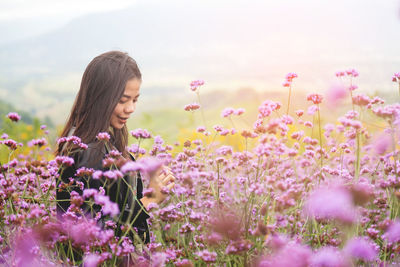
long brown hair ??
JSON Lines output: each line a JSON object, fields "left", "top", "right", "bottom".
{"left": 56, "top": 51, "right": 141, "bottom": 160}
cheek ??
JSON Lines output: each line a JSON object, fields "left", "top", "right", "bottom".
{"left": 113, "top": 104, "right": 124, "bottom": 115}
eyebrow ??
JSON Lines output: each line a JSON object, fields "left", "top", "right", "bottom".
{"left": 122, "top": 94, "right": 140, "bottom": 99}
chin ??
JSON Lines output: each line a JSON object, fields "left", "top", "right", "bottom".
{"left": 111, "top": 123, "right": 125, "bottom": 130}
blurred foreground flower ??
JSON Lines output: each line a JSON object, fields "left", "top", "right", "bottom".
{"left": 343, "top": 237, "right": 378, "bottom": 262}
{"left": 310, "top": 246, "right": 349, "bottom": 267}
{"left": 257, "top": 243, "right": 311, "bottom": 267}
{"left": 383, "top": 220, "right": 400, "bottom": 243}
{"left": 303, "top": 186, "right": 356, "bottom": 224}
{"left": 326, "top": 83, "right": 347, "bottom": 108}
{"left": 121, "top": 156, "right": 162, "bottom": 177}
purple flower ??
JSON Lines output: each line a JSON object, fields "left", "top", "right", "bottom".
{"left": 345, "top": 68, "right": 359, "bottom": 77}
{"left": 13, "top": 231, "right": 40, "bottom": 266}
{"left": 221, "top": 107, "right": 235, "bottom": 118}
{"left": 55, "top": 156, "right": 74, "bottom": 167}
{"left": 326, "top": 83, "right": 347, "bottom": 108}
{"left": 151, "top": 252, "right": 167, "bottom": 267}
{"left": 310, "top": 246, "right": 348, "bottom": 267}
{"left": 190, "top": 79, "right": 205, "bottom": 91}
{"left": 195, "top": 249, "right": 217, "bottom": 263}
{"left": 303, "top": 187, "right": 356, "bottom": 223}
{"left": 121, "top": 157, "right": 162, "bottom": 177}
{"left": 343, "top": 237, "right": 378, "bottom": 262}
{"left": 175, "top": 259, "right": 194, "bottom": 267}
{"left": 373, "top": 132, "right": 392, "bottom": 155}
{"left": 383, "top": 220, "right": 400, "bottom": 243}
{"left": 285, "top": 72, "right": 298, "bottom": 82}
{"left": 94, "top": 195, "right": 119, "bottom": 217}
{"left": 197, "top": 126, "right": 206, "bottom": 133}
{"left": 258, "top": 243, "right": 311, "bottom": 267}
{"left": 92, "top": 170, "right": 103, "bottom": 180}
{"left": 83, "top": 253, "right": 101, "bottom": 267}
{"left": 2, "top": 139, "right": 19, "bottom": 150}
{"left": 307, "top": 105, "right": 319, "bottom": 115}
{"left": 7, "top": 112, "right": 21, "bottom": 122}
{"left": 83, "top": 189, "right": 98, "bottom": 199}
{"left": 28, "top": 138, "right": 47, "bottom": 147}
{"left": 184, "top": 103, "right": 201, "bottom": 111}
{"left": 96, "top": 132, "right": 110, "bottom": 141}
{"left": 102, "top": 170, "right": 123, "bottom": 180}
{"left": 234, "top": 108, "right": 245, "bottom": 115}
{"left": 130, "top": 128, "right": 152, "bottom": 139}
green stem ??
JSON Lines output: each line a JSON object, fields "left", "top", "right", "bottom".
{"left": 286, "top": 85, "right": 292, "bottom": 115}
{"left": 317, "top": 106, "right": 323, "bottom": 183}
{"left": 355, "top": 131, "right": 361, "bottom": 181}
{"left": 197, "top": 91, "right": 207, "bottom": 129}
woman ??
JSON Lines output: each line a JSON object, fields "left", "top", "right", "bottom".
{"left": 56, "top": 51, "right": 174, "bottom": 243}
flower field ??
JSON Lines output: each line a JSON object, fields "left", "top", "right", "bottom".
{"left": 1, "top": 71, "right": 400, "bottom": 266}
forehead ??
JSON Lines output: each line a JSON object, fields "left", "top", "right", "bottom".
{"left": 123, "top": 79, "right": 141, "bottom": 97}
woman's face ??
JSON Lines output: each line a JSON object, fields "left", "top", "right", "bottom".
{"left": 110, "top": 78, "right": 141, "bottom": 129}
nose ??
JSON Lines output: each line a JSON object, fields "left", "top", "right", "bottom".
{"left": 124, "top": 102, "right": 136, "bottom": 114}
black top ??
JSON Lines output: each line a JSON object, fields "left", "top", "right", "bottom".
{"left": 56, "top": 142, "right": 150, "bottom": 243}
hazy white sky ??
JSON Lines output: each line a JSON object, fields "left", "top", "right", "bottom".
{"left": 0, "top": 0, "right": 136, "bottom": 20}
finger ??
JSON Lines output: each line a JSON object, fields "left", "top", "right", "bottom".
{"left": 160, "top": 170, "right": 173, "bottom": 179}
{"left": 166, "top": 182, "right": 175, "bottom": 190}
{"left": 160, "top": 166, "right": 171, "bottom": 174}
{"left": 162, "top": 174, "right": 175, "bottom": 184}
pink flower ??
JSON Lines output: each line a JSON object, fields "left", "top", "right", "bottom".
{"left": 130, "top": 128, "right": 152, "bottom": 139}
{"left": 383, "top": 220, "right": 400, "bottom": 243}
{"left": 335, "top": 71, "right": 345, "bottom": 77}
{"left": 307, "top": 94, "right": 323, "bottom": 105}
{"left": 121, "top": 156, "right": 162, "bottom": 177}
{"left": 282, "top": 81, "right": 291, "bottom": 87}
{"left": 257, "top": 243, "right": 311, "bottom": 267}
{"left": 392, "top": 72, "right": 400, "bottom": 82}
{"left": 184, "top": 103, "right": 201, "bottom": 111}
{"left": 197, "top": 126, "right": 206, "bottom": 133}
{"left": 221, "top": 107, "right": 235, "bottom": 118}
{"left": 285, "top": 72, "right": 298, "bottom": 82}
{"left": 94, "top": 194, "right": 119, "bottom": 217}
{"left": 307, "top": 105, "right": 319, "bottom": 115}
{"left": 55, "top": 156, "right": 74, "bottom": 167}
{"left": 195, "top": 250, "right": 217, "bottom": 263}
{"left": 234, "top": 108, "right": 245, "bottom": 115}
{"left": 190, "top": 79, "right": 205, "bottom": 91}
{"left": 96, "top": 132, "right": 110, "bottom": 141}
{"left": 326, "top": 83, "right": 347, "bottom": 108}
{"left": 83, "top": 253, "right": 101, "bottom": 267}
{"left": 344, "top": 237, "right": 378, "bottom": 262}
{"left": 372, "top": 132, "right": 392, "bottom": 155}
{"left": 352, "top": 94, "right": 371, "bottom": 106}
{"left": 345, "top": 68, "right": 359, "bottom": 77}
{"left": 295, "top": 110, "right": 304, "bottom": 117}
{"left": 304, "top": 186, "right": 356, "bottom": 223}
{"left": 348, "top": 85, "right": 358, "bottom": 91}
{"left": 258, "top": 100, "right": 281, "bottom": 119}
{"left": 7, "top": 112, "right": 21, "bottom": 122}
{"left": 310, "top": 246, "right": 348, "bottom": 267}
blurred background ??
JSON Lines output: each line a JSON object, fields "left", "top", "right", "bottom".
{"left": 0, "top": 0, "right": 399, "bottom": 142}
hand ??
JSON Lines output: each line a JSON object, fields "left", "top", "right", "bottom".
{"left": 141, "top": 166, "right": 175, "bottom": 209}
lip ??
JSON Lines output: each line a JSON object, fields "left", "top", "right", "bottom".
{"left": 117, "top": 116, "right": 129, "bottom": 123}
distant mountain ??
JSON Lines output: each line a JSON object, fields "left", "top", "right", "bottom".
{"left": 0, "top": 1, "right": 399, "bottom": 125}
